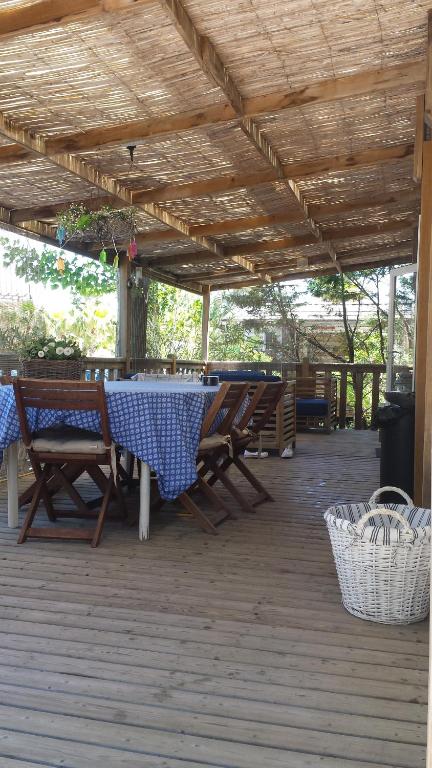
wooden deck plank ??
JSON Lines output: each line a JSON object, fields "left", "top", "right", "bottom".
{"left": 0, "top": 431, "right": 427, "bottom": 767}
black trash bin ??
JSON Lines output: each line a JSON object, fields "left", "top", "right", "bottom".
{"left": 373, "top": 391, "right": 415, "bottom": 503}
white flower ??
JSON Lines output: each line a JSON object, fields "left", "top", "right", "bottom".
{"left": 56, "top": 347, "right": 64, "bottom": 355}
{"left": 48, "top": 342, "right": 55, "bottom": 347}
{"left": 63, "top": 347, "right": 73, "bottom": 356}
{"left": 37, "top": 350, "right": 45, "bottom": 358}
{"left": 43, "top": 346, "right": 48, "bottom": 352}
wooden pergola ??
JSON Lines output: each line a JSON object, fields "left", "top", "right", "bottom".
{"left": 0, "top": 0, "right": 432, "bottom": 508}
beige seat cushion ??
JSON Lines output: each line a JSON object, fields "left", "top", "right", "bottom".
{"left": 198, "top": 434, "right": 230, "bottom": 453}
{"left": 31, "top": 425, "right": 108, "bottom": 454}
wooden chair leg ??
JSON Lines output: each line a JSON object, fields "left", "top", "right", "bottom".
{"left": 197, "top": 476, "right": 236, "bottom": 522}
{"left": 17, "top": 465, "right": 51, "bottom": 544}
{"left": 178, "top": 491, "right": 218, "bottom": 534}
{"left": 52, "top": 466, "right": 91, "bottom": 516}
{"left": 205, "top": 457, "right": 256, "bottom": 515}
{"left": 233, "top": 455, "right": 274, "bottom": 505}
{"left": 91, "top": 474, "right": 114, "bottom": 548}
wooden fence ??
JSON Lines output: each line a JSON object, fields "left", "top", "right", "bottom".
{"left": 81, "top": 357, "right": 412, "bottom": 430}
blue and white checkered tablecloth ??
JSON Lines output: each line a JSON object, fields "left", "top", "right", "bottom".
{"left": 0, "top": 380, "right": 220, "bottom": 500}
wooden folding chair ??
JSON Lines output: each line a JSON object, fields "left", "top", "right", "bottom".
{"left": 157, "top": 381, "right": 249, "bottom": 534}
{"left": 13, "top": 378, "right": 126, "bottom": 547}
{"left": 205, "top": 381, "right": 287, "bottom": 512}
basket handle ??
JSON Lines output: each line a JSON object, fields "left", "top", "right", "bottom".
{"left": 368, "top": 486, "right": 413, "bottom": 506}
{"left": 355, "top": 508, "right": 414, "bottom": 536}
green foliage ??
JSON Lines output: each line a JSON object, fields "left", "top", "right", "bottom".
{"left": 209, "top": 295, "right": 270, "bottom": 361}
{"left": 1, "top": 238, "right": 117, "bottom": 299}
{"left": 146, "top": 282, "right": 202, "bottom": 358}
{"left": 0, "top": 300, "right": 48, "bottom": 353}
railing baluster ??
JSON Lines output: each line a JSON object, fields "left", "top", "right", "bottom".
{"left": 338, "top": 368, "right": 348, "bottom": 429}
{"left": 371, "top": 369, "right": 381, "bottom": 418}
{"left": 353, "top": 369, "right": 364, "bottom": 430}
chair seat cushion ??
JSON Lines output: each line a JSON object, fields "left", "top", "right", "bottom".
{"left": 296, "top": 398, "right": 329, "bottom": 417}
{"left": 210, "top": 370, "right": 281, "bottom": 382}
{"left": 31, "top": 425, "right": 108, "bottom": 454}
{"left": 198, "top": 434, "right": 230, "bottom": 453}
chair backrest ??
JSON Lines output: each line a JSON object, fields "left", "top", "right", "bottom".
{"left": 200, "top": 382, "right": 249, "bottom": 438}
{"left": 296, "top": 374, "right": 334, "bottom": 400}
{"left": 13, "top": 378, "right": 112, "bottom": 448}
{"left": 238, "top": 381, "right": 287, "bottom": 433}
{"left": 0, "top": 375, "right": 12, "bottom": 385}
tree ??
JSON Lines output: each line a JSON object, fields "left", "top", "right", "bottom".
{"left": 209, "top": 295, "right": 270, "bottom": 361}
{"left": 307, "top": 269, "right": 390, "bottom": 364}
{"left": 0, "top": 299, "right": 48, "bottom": 352}
{"left": 1, "top": 238, "right": 117, "bottom": 301}
{"left": 224, "top": 282, "right": 351, "bottom": 363}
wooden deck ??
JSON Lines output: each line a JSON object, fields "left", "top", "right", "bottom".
{"left": 0, "top": 430, "right": 427, "bottom": 768}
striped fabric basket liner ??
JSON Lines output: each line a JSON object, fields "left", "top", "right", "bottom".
{"left": 324, "top": 486, "right": 431, "bottom": 624}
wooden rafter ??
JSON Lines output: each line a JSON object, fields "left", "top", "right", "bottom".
{"left": 161, "top": 0, "right": 344, "bottom": 273}
{"left": 11, "top": 188, "right": 418, "bottom": 238}
{"left": 0, "top": 112, "right": 262, "bottom": 276}
{"left": 131, "top": 143, "right": 414, "bottom": 204}
{"left": 208, "top": 253, "right": 413, "bottom": 292}
{"left": 141, "top": 218, "right": 415, "bottom": 268}
{"left": 0, "top": 0, "right": 154, "bottom": 38}
{"left": 32, "top": 61, "right": 424, "bottom": 154}
{"left": 175, "top": 241, "right": 413, "bottom": 284}
{"left": 425, "top": 10, "right": 432, "bottom": 129}
{"left": 0, "top": 65, "right": 417, "bottom": 160}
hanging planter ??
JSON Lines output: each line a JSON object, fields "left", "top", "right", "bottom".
{"left": 56, "top": 204, "right": 138, "bottom": 269}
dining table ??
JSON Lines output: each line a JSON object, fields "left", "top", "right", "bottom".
{"left": 0, "top": 379, "right": 220, "bottom": 541}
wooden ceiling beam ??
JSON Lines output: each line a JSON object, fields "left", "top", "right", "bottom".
{"left": 0, "top": 0, "right": 154, "bottom": 38}
{"left": 0, "top": 113, "right": 246, "bottom": 271}
{"left": 132, "top": 143, "right": 414, "bottom": 204}
{"left": 208, "top": 253, "right": 413, "bottom": 292}
{"left": 10, "top": 187, "right": 418, "bottom": 236}
{"left": 425, "top": 10, "right": 432, "bottom": 129}
{"left": 143, "top": 218, "right": 415, "bottom": 267}
{"left": 10, "top": 196, "right": 120, "bottom": 225}
{"left": 39, "top": 61, "right": 424, "bottom": 155}
{"left": 162, "top": 0, "right": 341, "bottom": 275}
{"left": 172, "top": 242, "right": 412, "bottom": 285}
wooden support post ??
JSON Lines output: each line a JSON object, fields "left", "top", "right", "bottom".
{"left": 300, "top": 357, "right": 310, "bottom": 377}
{"left": 117, "top": 254, "right": 131, "bottom": 373}
{"left": 201, "top": 287, "right": 210, "bottom": 361}
{"left": 414, "top": 141, "right": 432, "bottom": 507}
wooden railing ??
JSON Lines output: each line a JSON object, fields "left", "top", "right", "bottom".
{"left": 82, "top": 356, "right": 411, "bottom": 430}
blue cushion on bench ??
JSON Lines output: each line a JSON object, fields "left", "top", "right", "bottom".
{"left": 296, "top": 398, "right": 329, "bottom": 417}
{"left": 211, "top": 370, "right": 281, "bottom": 382}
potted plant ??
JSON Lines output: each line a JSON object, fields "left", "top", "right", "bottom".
{"left": 21, "top": 336, "right": 84, "bottom": 379}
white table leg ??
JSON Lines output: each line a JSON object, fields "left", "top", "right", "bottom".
{"left": 139, "top": 461, "right": 151, "bottom": 541}
{"left": 6, "top": 442, "right": 19, "bottom": 528}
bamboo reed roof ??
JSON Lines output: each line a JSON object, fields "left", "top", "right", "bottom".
{"left": 0, "top": 0, "right": 427, "bottom": 293}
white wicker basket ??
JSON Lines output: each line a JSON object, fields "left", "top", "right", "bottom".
{"left": 324, "top": 486, "right": 431, "bottom": 624}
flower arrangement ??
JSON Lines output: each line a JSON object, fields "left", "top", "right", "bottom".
{"left": 56, "top": 204, "right": 138, "bottom": 268}
{"left": 23, "top": 337, "right": 83, "bottom": 361}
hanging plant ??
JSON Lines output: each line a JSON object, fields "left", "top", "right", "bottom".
{"left": 55, "top": 204, "right": 138, "bottom": 268}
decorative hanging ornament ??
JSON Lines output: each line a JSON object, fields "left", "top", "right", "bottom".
{"left": 113, "top": 253, "right": 119, "bottom": 269}
{"left": 127, "top": 145, "right": 136, "bottom": 164}
{"left": 56, "top": 256, "right": 65, "bottom": 274}
{"left": 56, "top": 225, "right": 66, "bottom": 245}
{"left": 127, "top": 239, "right": 138, "bottom": 260}
{"left": 99, "top": 248, "right": 107, "bottom": 264}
